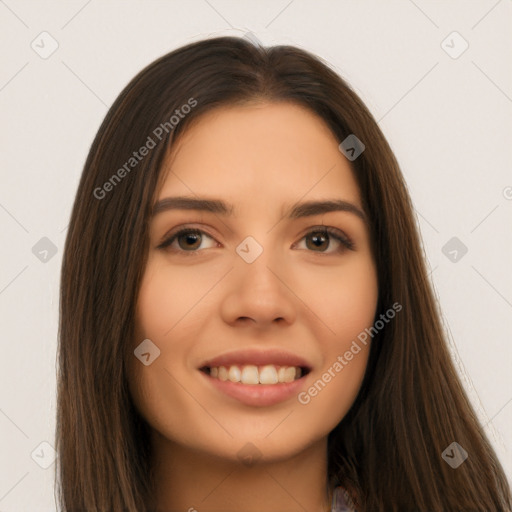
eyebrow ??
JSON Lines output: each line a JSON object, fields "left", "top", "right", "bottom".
{"left": 152, "top": 196, "right": 367, "bottom": 223}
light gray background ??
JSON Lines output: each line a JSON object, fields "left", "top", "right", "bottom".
{"left": 1, "top": 1, "right": 511, "bottom": 510}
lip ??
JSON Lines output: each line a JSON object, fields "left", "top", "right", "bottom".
{"left": 199, "top": 369, "right": 310, "bottom": 407}
{"left": 197, "top": 348, "right": 313, "bottom": 407}
{"left": 198, "top": 348, "right": 313, "bottom": 371}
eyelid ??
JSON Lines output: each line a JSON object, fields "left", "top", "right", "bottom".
{"left": 156, "top": 224, "right": 355, "bottom": 253}
{"left": 156, "top": 225, "right": 219, "bottom": 251}
{"left": 292, "top": 225, "right": 355, "bottom": 252}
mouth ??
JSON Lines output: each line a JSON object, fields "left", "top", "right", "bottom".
{"left": 197, "top": 349, "right": 313, "bottom": 406}
{"left": 199, "top": 364, "right": 311, "bottom": 385}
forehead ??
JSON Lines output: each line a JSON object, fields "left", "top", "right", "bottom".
{"left": 156, "top": 101, "right": 362, "bottom": 207}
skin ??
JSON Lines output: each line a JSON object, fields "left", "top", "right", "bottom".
{"left": 129, "top": 101, "right": 378, "bottom": 512}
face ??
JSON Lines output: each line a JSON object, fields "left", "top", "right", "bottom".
{"left": 129, "top": 101, "right": 378, "bottom": 464}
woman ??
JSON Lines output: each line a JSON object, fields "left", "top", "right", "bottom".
{"left": 56, "top": 36, "right": 512, "bottom": 511}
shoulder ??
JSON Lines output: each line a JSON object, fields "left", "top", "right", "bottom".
{"left": 332, "top": 485, "right": 357, "bottom": 512}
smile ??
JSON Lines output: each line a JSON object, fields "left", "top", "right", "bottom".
{"left": 199, "top": 364, "right": 311, "bottom": 407}
{"left": 200, "top": 364, "right": 309, "bottom": 384}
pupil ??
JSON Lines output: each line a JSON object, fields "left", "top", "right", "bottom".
{"left": 179, "top": 232, "right": 201, "bottom": 250}
{"left": 307, "top": 231, "right": 328, "bottom": 251}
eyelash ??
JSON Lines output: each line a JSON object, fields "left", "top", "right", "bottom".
{"left": 157, "top": 226, "right": 355, "bottom": 255}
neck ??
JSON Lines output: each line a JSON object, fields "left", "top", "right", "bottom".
{"left": 150, "top": 430, "right": 332, "bottom": 512}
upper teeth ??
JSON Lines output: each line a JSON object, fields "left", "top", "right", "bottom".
{"left": 209, "top": 365, "right": 302, "bottom": 384}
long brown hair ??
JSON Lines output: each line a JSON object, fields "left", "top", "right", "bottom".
{"left": 56, "top": 36, "right": 512, "bottom": 511}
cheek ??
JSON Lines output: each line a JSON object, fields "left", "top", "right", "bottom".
{"left": 130, "top": 264, "right": 184, "bottom": 418}
{"left": 136, "top": 262, "right": 175, "bottom": 336}
{"left": 135, "top": 260, "right": 199, "bottom": 337}
{"left": 294, "top": 257, "right": 377, "bottom": 422}
{"left": 130, "top": 268, "right": 204, "bottom": 442}
{"left": 304, "top": 256, "right": 379, "bottom": 340}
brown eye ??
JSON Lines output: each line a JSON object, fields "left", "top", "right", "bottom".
{"left": 305, "top": 231, "right": 329, "bottom": 251}
{"left": 158, "top": 228, "right": 217, "bottom": 252}
{"left": 176, "top": 230, "right": 202, "bottom": 250}
{"left": 296, "top": 227, "right": 354, "bottom": 254}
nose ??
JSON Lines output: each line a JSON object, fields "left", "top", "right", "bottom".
{"left": 219, "top": 246, "right": 297, "bottom": 329}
